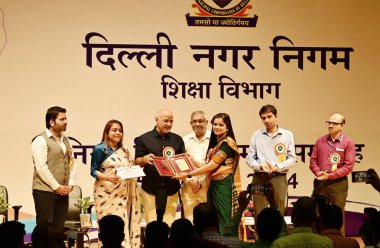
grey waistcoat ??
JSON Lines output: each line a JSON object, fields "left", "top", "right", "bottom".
{"left": 32, "top": 132, "right": 71, "bottom": 192}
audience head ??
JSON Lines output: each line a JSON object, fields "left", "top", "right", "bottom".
{"left": 0, "top": 220, "right": 26, "bottom": 248}
{"left": 98, "top": 215, "right": 125, "bottom": 247}
{"left": 31, "top": 223, "right": 64, "bottom": 248}
{"left": 193, "top": 203, "right": 218, "bottom": 231}
{"left": 144, "top": 221, "right": 170, "bottom": 248}
{"left": 291, "top": 196, "right": 317, "bottom": 227}
{"left": 256, "top": 208, "right": 283, "bottom": 241}
{"left": 319, "top": 204, "right": 343, "bottom": 230}
{"left": 371, "top": 211, "right": 380, "bottom": 245}
{"left": 170, "top": 218, "right": 197, "bottom": 248}
{"left": 360, "top": 208, "right": 380, "bottom": 246}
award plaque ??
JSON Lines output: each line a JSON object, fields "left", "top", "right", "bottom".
{"left": 153, "top": 153, "right": 195, "bottom": 176}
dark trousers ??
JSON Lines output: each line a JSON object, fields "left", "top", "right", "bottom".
{"left": 33, "top": 189, "right": 68, "bottom": 231}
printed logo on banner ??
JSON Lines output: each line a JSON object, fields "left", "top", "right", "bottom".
{"left": 186, "top": 0, "right": 258, "bottom": 27}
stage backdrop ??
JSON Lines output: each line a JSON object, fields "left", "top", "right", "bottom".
{"left": 0, "top": 0, "right": 379, "bottom": 223}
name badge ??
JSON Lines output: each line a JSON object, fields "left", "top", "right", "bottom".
{"left": 336, "top": 148, "right": 344, "bottom": 152}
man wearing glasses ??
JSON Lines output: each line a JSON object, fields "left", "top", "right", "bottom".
{"left": 181, "top": 111, "right": 211, "bottom": 223}
{"left": 309, "top": 113, "right": 356, "bottom": 235}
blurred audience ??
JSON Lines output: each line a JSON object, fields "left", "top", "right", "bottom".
{"left": 3, "top": 172, "right": 379, "bottom": 248}
{"left": 271, "top": 196, "right": 334, "bottom": 248}
{"left": 98, "top": 215, "right": 125, "bottom": 248}
{"left": 225, "top": 188, "right": 287, "bottom": 248}
{"left": 319, "top": 204, "right": 359, "bottom": 248}
{"left": 31, "top": 223, "right": 64, "bottom": 248}
{"left": 193, "top": 203, "right": 240, "bottom": 248}
{"left": 0, "top": 220, "right": 26, "bottom": 248}
{"left": 359, "top": 207, "right": 380, "bottom": 247}
{"left": 170, "top": 218, "right": 228, "bottom": 248}
{"left": 144, "top": 221, "right": 170, "bottom": 248}
{"left": 170, "top": 218, "right": 199, "bottom": 248}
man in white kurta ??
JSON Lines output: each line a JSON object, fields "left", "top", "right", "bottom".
{"left": 182, "top": 111, "right": 211, "bottom": 222}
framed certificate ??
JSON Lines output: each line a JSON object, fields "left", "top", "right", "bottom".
{"left": 153, "top": 153, "right": 195, "bottom": 177}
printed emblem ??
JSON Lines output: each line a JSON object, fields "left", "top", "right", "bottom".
{"left": 213, "top": 0, "right": 233, "bottom": 8}
{"left": 186, "top": 0, "right": 258, "bottom": 27}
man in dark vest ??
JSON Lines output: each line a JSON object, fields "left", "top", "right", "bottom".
{"left": 31, "top": 106, "right": 78, "bottom": 231}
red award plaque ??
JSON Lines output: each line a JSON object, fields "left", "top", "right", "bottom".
{"left": 153, "top": 153, "right": 195, "bottom": 176}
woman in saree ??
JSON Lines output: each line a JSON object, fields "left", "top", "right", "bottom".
{"left": 90, "top": 120, "right": 141, "bottom": 248}
{"left": 173, "top": 113, "right": 241, "bottom": 235}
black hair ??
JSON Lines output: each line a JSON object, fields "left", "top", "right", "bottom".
{"left": 259, "top": 104, "right": 277, "bottom": 117}
{"left": 207, "top": 113, "right": 236, "bottom": 151}
{"left": 98, "top": 215, "right": 125, "bottom": 246}
{"left": 45, "top": 106, "right": 66, "bottom": 129}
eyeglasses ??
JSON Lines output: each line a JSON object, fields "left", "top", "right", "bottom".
{"left": 190, "top": 119, "right": 206, "bottom": 124}
{"left": 325, "top": 121, "right": 342, "bottom": 126}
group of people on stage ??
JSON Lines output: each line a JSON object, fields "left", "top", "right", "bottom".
{"left": 30, "top": 104, "right": 357, "bottom": 247}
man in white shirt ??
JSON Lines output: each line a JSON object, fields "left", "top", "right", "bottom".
{"left": 31, "top": 106, "right": 77, "bottom": 231}
{"left": 182, "top": 111, "right": 211, "bottom": 222}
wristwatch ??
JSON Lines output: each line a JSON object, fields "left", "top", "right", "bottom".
{"left": 187, "top": 172, "right": 192, "bottom": 178}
